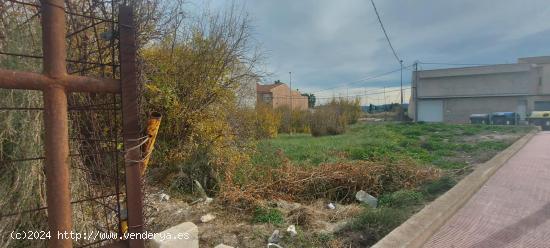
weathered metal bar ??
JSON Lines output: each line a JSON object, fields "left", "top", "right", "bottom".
{"left": 119, "top": 6, "right": 145, "bottom": 248}
{"left": 0, "top": 107, "right": 43, "bottom": 110}
{"left": 42, "top": 0, "right": 66, "bottom": 79}
{"left": 43, "top": 86, "right": 72, "bottom": 248}
{"left": 0, "top": 69, "right": 50, "bottom": 90}
{"left": 0, "top": 51, "right": 120, "bottom": 67}
{"left": 68, "top": 75, "right": 120, "bottom": 93}
{"left": 0, "top": 69, "right": 120, "bottom": 93}
{"left": 0, "top": 51, "right": 43, "bottom": 59}
{"left": 1, "top": 192, "right": 122, "bottom": 218}
{"left": 42, "top": 0, "right": 72, "bottom": 247}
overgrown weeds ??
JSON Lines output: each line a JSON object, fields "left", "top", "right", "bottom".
{"left": 246, "top": 122, "right": 530, "bottom": 246}
{"left": 309, "top": 98, "right": 362, "bottom": 137}
{"left": 379, "top": 190, "right": 424, "bottom": 208}
{"left": 277, "top": 106, "right": 310, "bottom": 134}
{"left": 219, "top": 159, "right": 440, "bottom": 210}
{"left": 345, "top": 207, "right": 408, "bottom": 244}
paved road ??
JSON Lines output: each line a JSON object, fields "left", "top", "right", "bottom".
{"left": 424, "top": 131, "right": 550, "bottom": 248}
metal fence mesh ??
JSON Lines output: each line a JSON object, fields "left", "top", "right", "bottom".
{"left": 0, "top": 1, "right": 127, "bottom": 247}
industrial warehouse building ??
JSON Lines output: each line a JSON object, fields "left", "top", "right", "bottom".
{"left": 409, "top": 56, "right": 550, "bottom": 123}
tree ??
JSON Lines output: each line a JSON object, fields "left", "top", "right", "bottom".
{"left": 142, "top": 2, "right": 263, "bottom": 193}
{"left": 369, "top": 104, "right": 375, "bottom": 113}
{"left": 301, "top": 93, "right": 316, "bottom": 108}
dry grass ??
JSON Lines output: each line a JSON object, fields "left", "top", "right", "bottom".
{"left": 0, "top": 89, "right": 48, "bottom": 248}
{"left": 219, "top": 160, "right": 440, "bottom": 210}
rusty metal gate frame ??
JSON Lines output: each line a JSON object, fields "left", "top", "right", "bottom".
{"left": 0, "top": 1, "right": 144, "bottom": 247}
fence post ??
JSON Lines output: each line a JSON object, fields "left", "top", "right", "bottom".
{"left": 42, "top": 0, "right": 72, "bottom": 247}
{"left": 119, "top": 6, "right": 145, "bottom": 248}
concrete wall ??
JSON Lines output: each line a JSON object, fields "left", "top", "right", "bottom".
{"left": 417, "top": 64, "right": 538, "bottom": 98}
{"left": 416, "top": 95, "right": 550, "bottom": 123}
{"left": 529, "top": 95, "right": 550, "bottom": 111}
{"left": 540, "top": 64, "right": 550, "bottom": 94}
{"left": 290, "top": 91, "right": 309, "bottom": 111}
{"left": 442, "top": 96, "right": 521, "bottom": 123}
{"left": 236, "top": 76, "right": 258, "bottom": 109}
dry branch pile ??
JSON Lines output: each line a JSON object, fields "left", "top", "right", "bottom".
{"left": 220, "top": 160, "right": 441, "bottom": 210}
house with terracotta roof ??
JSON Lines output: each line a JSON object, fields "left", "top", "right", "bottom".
{"left": 256, "top": 81, "right": 309, "bottom": 110}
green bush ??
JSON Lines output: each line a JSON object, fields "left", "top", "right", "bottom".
{"left": 255, "top": 103, "right": 282, "bottom": 138}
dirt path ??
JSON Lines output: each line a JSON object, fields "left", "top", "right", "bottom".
{"left": 424, "top": 131, "right": 550, "bottom": 248}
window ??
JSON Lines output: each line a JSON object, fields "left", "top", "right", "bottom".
{"left": 262, "top": 93, "right": 272, "bottom": 102}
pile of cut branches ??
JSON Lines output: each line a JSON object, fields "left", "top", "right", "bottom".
{"left": 220, "top": 160, "right": 441, "bottom": 210}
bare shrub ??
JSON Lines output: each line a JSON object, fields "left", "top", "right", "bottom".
{"left": 142, "top": 2, "right": 264, "bottom": 195}
{"left": 277, "top": 106, "right": 310, "bottom": 134}
{"left": 309, "top": 98, "right": 363, "bottom": 137}
{"left": 309, "top": 106, "right": 348, "bottom": 136}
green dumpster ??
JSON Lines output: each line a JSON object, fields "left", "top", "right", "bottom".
{"left": 470, "top": 114, "right": 490, "bottom": 124}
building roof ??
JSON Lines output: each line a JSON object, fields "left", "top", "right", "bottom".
{"left": 417, "top": 63, "right": 532, "bottom": 79}
{"left": 256, "top": 82, "right": 284, "bottom": 93}
{"left": 518, "top": 56, "right": 550, "bottom": 64}
{"left": 417, "top": 55, "right": 550, "bottom": 79}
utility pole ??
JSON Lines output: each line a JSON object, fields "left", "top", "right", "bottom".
{"left": 400, "top": 60, "right": 404, "bottom": 121}
{"left": 413, "top": 62, "right": 419, "bottom": 122}
{"left": 364, "top": 87, "right": 368, "bottom": 109}
{"left": 289, "top": 71, "right": 292, "bottom": 135}
{"left": 383, "top": 86, "right": 387, "bottom": 121}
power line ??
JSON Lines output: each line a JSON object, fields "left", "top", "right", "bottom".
{"left": 370, "top": 0, "right": 400, "bottom": 63}
{"left": 316, "top": 87, "right": 411, "bottom": 100}
{"left": 311, "top": 64, "right": 413, "bottom": 94}
{"left": 315, "top": 82, "right": 412, "bottom": 98}
{"left": 268, "top": 87, "right": 411, "bottom": 100}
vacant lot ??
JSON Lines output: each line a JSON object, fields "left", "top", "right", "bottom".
{"left": 150, "top": 122, "right": 532, "bottom": 247}
{"left": 252, "top": 123, "right": 531, "bottom": 245}
{"left": 256, "top": 122, "right": 529, "bottom": 169}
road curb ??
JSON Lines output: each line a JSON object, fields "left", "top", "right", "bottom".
{"left": 372, "top": 128, "right": 539, "bottom": 248}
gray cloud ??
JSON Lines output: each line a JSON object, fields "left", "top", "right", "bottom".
{"left": 193, "top": 0, "right": 550, "bottom": 98}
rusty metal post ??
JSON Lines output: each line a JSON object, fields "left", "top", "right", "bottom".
{"left": 41, "top": 0, "right": 72, "bottom": 247}
{"left": 119, "top": 6, "right": 145, "bottom": 248}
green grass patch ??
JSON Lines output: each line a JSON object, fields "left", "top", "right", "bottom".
{"left": 254, "top": 122, "right": 531, "bottom": 170}
{"left": 379, "top": 190, "right": 424, "bottom": 208}
{"left": 421, "top": 176, "right": 457, "bottom": 200}
{"left": 252, "top": 207, "right": 284, "bottom": 225}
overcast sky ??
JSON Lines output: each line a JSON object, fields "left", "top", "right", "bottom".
{"left": 189, "top": 0, "right": 550, "bottom": 104}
